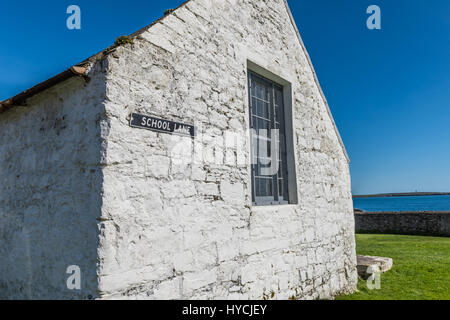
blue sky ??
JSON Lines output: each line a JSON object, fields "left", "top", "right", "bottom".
{"left": 1, "top": 0, "right": 449, "bottom": 195}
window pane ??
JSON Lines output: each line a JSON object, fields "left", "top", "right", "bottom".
{"left": 257, "top": 118, "right": 267, "bottom": 131}
{"left": 260, "top": 178, "right": 266, "bottom": 196}
{"left": 251, "top": 97, "right": 257, "bottom": 116}
{"left": 279, "top": 179, "right": 283, "bottom": 197}
{"left": 257, "top": 84, "right": 263, "bottom": 99}
{"left": 255, "top": 99, "right": 262, "bottom": 117}
{"left": 262, "top": 102, "right": 267, "bottom": 118}
{"left": 274, "top": 107, "right": 279, "bottom": 124}
{"left": 275, "top": 87, "right": 283, "bottom": 106}
{"left": 255, "top": 177, "right": 260, "bottom": 196}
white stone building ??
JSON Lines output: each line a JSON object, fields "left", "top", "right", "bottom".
{"left": 0, "top": 0, "right": 357, "bottom": 300}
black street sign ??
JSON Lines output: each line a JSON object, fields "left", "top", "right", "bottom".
{"left": 130, "top": 113, "right": 195, "bottom": 138}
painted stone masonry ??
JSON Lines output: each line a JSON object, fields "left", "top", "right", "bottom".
{"left": 0, "top": 0, "right": 357, "bottom": 300}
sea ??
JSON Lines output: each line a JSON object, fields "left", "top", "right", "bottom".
{"left": 353, "top": 195, "right": 450, "bottom": 212}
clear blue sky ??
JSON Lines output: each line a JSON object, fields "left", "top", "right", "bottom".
{"left": 1, "top": 0, "right": 449, "bottom": 195}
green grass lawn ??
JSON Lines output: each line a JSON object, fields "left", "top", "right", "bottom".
{"left": 337, "top": 234, "right": 450, "bottom": 300}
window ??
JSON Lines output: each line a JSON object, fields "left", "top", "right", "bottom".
{"left": 248, "top": 71, "right": 290, "bottom": 205}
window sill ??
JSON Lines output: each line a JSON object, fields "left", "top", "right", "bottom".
{"left": 251, "top": 203, "right": 298, "bottom": 211}
{"left": 253, "top": 201, "right": 289, "bottom": 206}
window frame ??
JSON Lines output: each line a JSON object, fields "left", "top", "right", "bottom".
{"left": 248, "top": 70, "right": 291, "bottom": 206}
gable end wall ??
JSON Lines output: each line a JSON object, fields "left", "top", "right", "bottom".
{"left": 98, "top": 0, "right": 357, "bottom": 300}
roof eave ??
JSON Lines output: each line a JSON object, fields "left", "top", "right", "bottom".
{"left": 0, "top": 66, "right": 88, "bottom": 113}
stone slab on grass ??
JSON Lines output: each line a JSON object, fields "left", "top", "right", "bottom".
{"left": 357, "top": 255, "right": 393, "bottom": 279}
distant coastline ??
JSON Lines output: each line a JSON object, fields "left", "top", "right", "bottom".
{"left": 353, "top": 192, "right": 450, "bottom": 198}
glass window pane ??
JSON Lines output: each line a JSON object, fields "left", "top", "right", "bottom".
{"left": 274, "top": 107, "right": 279, "bottom": 123}
{"left": 255, "top": 99, "right": 261, "bottom": 117}
{"left": 257, "top": 118, "right": 265, "bottom": 131}
{"left": 255, "top": 178, "right": 261, "bottom": 196}
{"left": 251, "top": 97, "right": 257, "bottom": 116}
{"left": 257, "top": 84, "right": 263, "bottom": 99}
{"left": 275, "top": 88, "right": 282, "bottom": 105}
{"left": 260, "top": 178, "right": 265, "bottom": 197}
{"left": 261, "top": 101, "right": 266, "bottom": 118}
{"left": 268, "top": 179, "right": 273, "bottom": 196}
{"left": 279, "top": 179, "right": 283, "bottom": 197}
{"left": 258, "top": 179, "right": 263, "bottom": 197}
{"left": 283, "top": 178, "right": 289, "bottom": 200}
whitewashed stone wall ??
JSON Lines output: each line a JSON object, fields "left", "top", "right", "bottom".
{"left": 97, "top": 0, "right": 357, "bottom": 300}
{"left": 0, "top": 61, "right": 108, "bottom": 299}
